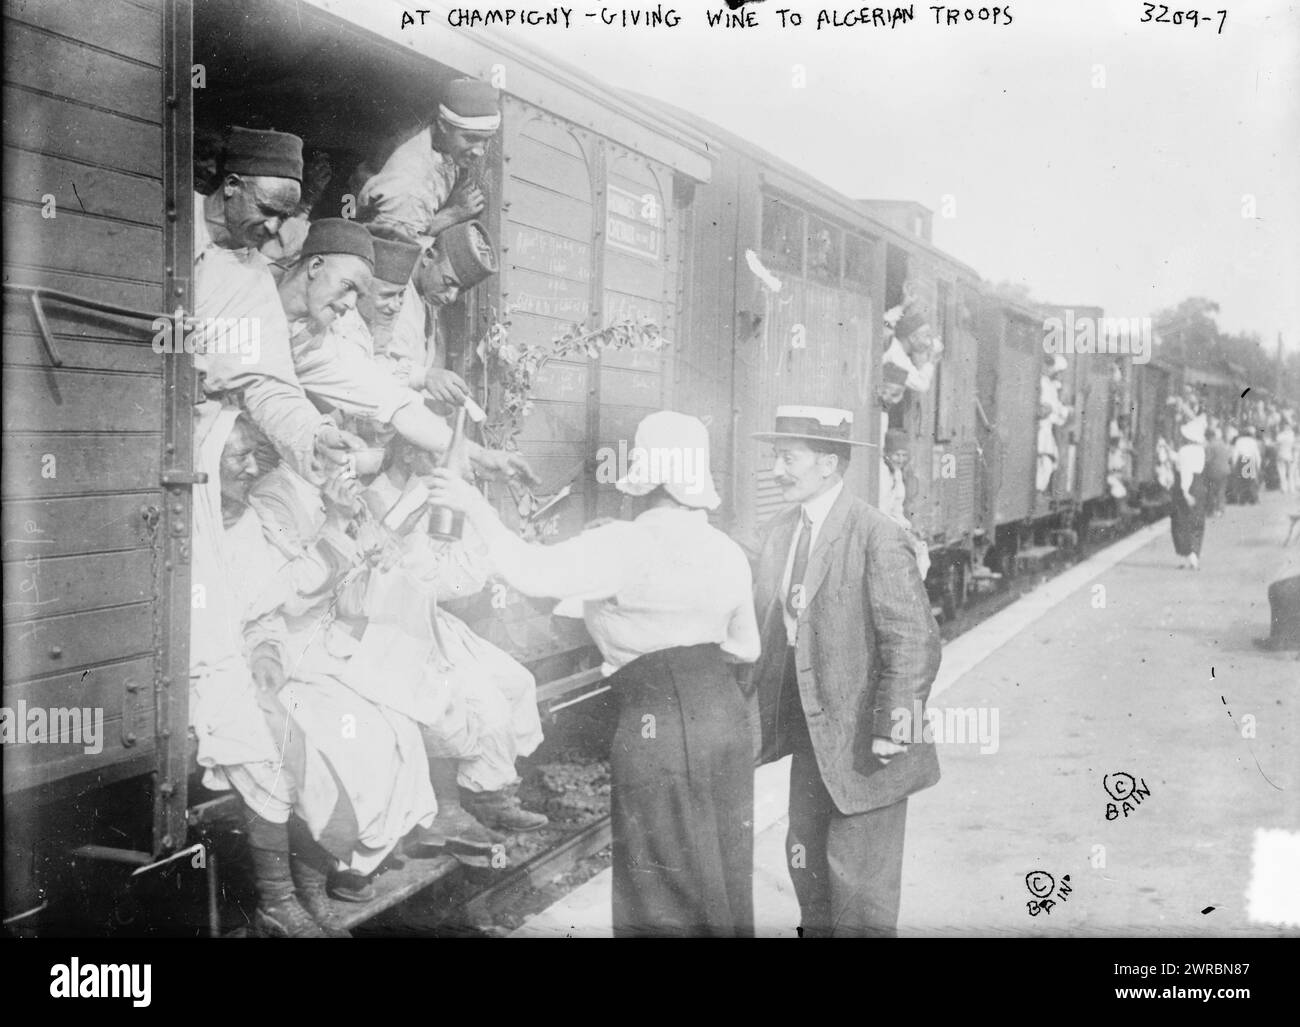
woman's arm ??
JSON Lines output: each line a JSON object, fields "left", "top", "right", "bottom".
{"left": 426, "top": 469, "right": 636, "bottom": 600}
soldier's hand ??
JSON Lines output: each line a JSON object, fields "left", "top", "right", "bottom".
{"left": 313, "top": 424, "right": 361, "bottom": 470}
{"left": 471, "top": 448, "right": 539, "bottom": 487}
{"left": 424, "top": 367, "right": 471, "bottom": 409}
{"left": 445, "top": 176, "right": 485, "bottom": 222}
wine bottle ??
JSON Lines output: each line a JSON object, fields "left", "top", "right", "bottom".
{"left": 427, "top": 405, "right": 468, "bottom": 541}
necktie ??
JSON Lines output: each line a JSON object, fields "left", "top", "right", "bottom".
{"left": 785, "top": 509, "right": 812, "bottom": 620}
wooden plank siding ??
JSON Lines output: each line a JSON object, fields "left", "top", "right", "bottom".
{"left": 2, "top": 0, "right": 169, "bottom": 795}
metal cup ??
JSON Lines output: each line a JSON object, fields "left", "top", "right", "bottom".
{"left": 426, "top": 504, "right": 464, "bottom": 542}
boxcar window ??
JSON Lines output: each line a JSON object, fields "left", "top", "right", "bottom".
{"left": 844, "top": 234, "right": 872, "bottom": 288}
{"left": 761, "top": 195, "right": 804, "bottom": 275}
{"left": 805, "top": 216, "right": 841, "bottom": 283}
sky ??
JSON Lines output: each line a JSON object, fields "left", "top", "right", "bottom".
{"left": 401, "top": 0, "right": 1300, "bottom": 350}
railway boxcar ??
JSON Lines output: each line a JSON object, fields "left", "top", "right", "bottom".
{"left": 875, "top": 230, "right": 983, "bottom": 609}
{"left": 649, "top": 103, "right": 883, "bottom": 545}
{"left": 976, "top": 296, "right": 1043, "bottom": 530}
{"left": 3, "top": 0, "right": 195, "bottom": 916}
{"left": 191, "top": 0, "right": 713, "bottom": 702}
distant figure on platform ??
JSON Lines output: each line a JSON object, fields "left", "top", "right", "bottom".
{"left": 1229, "top": 427, "right": 1262, "bottom": 505}
{"left": 1277, "top": 419, "right": 1297, "bottom": 495}
{"left": 1170, "top": 418, "right": 1207, "bottom": 570}
{"left": 1203, "top": 427, "right": 1231, "bottom": 518}
{"left": 1254, "top": 575, "right": 1300, "bottom": 652}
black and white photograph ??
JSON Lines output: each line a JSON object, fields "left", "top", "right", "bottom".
{"left": 2, "top": 0, "right": 1297, "bottom": 988}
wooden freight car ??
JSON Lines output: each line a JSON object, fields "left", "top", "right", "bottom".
{"left": 4, "top": 0, "right": 716, "bottom": 928}
{"left": 190, "top": 0, "right": 714, "bottom": 704}
{"left": 3, "top": 0, "right": 196, "bottom": 923}
{"left": 647, "top": 98, "right": 986, "bottom": 612}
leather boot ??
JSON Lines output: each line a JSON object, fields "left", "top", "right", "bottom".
{"left": 464, "top": 783, "right": 549, "bottom": 833}
{"left": 245, "top": 814, "right": 327, "bottom": 938}
{"left": 288, "top": 819, "right": 352, "bottom": 938}
{"left": 417, "top": 758, "right": 501, "bottom": 858}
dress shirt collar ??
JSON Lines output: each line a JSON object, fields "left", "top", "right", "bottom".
{"left": 800, "top": 478, "right": 843, "bottom": 529}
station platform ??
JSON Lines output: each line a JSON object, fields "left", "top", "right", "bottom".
{"left": 511, "top": 493, "right": 1300, "bottom": 938}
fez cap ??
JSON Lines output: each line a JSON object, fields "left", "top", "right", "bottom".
{"left": 300, "top": 218, "right": 375, "bottom": 267}
{"left": 438, "top": 78, "right": 502, "bottom": 132}
{"left": 753, "top": 405, "right": 873, "bottom": 447}
{"left": 893, "top": 309, "right": 928, "bottom": 340}
{"left": 439, "top": 220, "right": 498, "bottom": 291}
{"left": 881, "top": 363, "right": 910, "bottom": 387}
{"left": 885, "top": 428, "right": 911, "bottom": 452}
{"left": 222, "top": 126, "right": 304, "bottom": 182}
{"left": 370, "top": 236, "right": 423, "bottom": 285}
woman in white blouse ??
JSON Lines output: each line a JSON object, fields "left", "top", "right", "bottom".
{"left": 428, "top": 411, "right": 761, "bottom": 937}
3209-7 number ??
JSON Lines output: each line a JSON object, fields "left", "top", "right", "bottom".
{"left": 1140, "top": 5, "right": 1228, "bottom": 33}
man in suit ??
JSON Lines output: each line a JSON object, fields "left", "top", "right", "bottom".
{"left": 751, "top": 406, "right": 942, "bottom": 937}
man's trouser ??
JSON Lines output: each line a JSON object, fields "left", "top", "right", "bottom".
{"left": 781, "top": 652, "right": 908, "bottom": 937}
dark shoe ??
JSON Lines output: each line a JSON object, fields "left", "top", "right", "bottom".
{"left": 328, "top": 870, "right": 376, "bottom": 904}
{"left": 249, "top": 896, "right": 329, "bottom": 938}
{"left": 464, "top": 787, "right": 549, "bottom": 833}
{"left": 246, "top": 815, "right": 327, "bottom": 938}
{"left": 288, "top": 820, "right": 352, "bottom": 937}
{"left": 420, "top": 806, "right": 502, "bottom": 852}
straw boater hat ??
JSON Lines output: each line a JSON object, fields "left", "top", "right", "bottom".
{"left": 752, "top": 405, "right": 875, "bottom": 447}
{"left": 615, "top": 410, "right": 721, "bottom": 511}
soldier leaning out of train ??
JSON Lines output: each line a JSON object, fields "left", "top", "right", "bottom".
{"left": 361, "top": 219, "right": 500, "bottom": 417}
{"left": 352, "top": 77, "right": 500, "bottom": 247}
{"left": 882, "top": 307, "right": 944, "bottom": 394}
{"left": 192, "top": 126, "right": 356, "bottom": 482}
{"left": 878, "top": 429, "right": 931, "bottom": 580}
{"left": 189, "top": 403, "right": 438, "bottom": 938}
{"left": 272, "top": 217, "right": 533, "bottom": 485}
{"left": 1036, "top": 354, "right": 1071, "bottom": 492}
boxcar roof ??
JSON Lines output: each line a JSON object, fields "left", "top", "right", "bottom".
{"left": 631, "top": 91, "right": 983, "bottom": 282}
{"left": 297, "top": 0, "right": 714, "bottom": 181}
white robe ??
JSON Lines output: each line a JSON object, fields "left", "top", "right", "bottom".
{"left": 190, "top": 407, "right": 434, "bottom": 871}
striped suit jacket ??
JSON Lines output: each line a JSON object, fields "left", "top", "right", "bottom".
{"left": 752, "top": 484, "right": 942, "bottom": 814}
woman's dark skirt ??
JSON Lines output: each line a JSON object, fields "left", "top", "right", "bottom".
{"left": 606, "top": 643, "right": 754, "bottom": 938}
{"left": 1170, "top": 470, "right": 1206, "bottom": 557}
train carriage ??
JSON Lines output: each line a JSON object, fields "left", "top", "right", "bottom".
{"left": 3, "top": 0, "right": 195, "bottom": 916}
{"left": 3, "top": 0, "right": 1187, "bottom": 935}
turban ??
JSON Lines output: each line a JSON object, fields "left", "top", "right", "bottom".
{"left": 438, "top": 78, "right": 502, "bottom": 132}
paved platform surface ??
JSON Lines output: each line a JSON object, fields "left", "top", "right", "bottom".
{"left": 512, "top": 493, "right": 1300, "bottom": 937}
